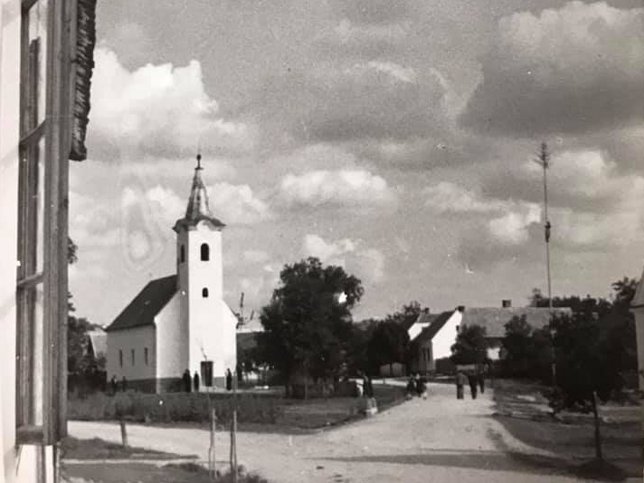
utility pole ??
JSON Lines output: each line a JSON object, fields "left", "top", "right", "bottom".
{"left": 536, "top": 142, "right": 553, "bottom": 310}
{"left": 535, "top": 142, "right": 556, "bottom": 385}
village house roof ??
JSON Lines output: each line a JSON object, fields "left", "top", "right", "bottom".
{"left": 173, "top": 155, "right": 225, "bottom": 232}
{"left": 460, "top": 306, "right": 571, "bottom": 338}
{"left": 105, "top": 275, "right": 177, "bottom": 332}
{"left": 414, "top": 311, "right": 456, "bottom": 344}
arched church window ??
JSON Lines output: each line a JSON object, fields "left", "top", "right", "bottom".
{"left": 202, "top": 287, "right": 209, "bottom": 298}
{"left": 201, "top": 243, "right": 210, "bottom": 261}
{"left": 180, "top": 245, "right": 185, "bottom": 263}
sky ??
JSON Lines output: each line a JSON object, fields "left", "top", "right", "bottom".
{"left": 69, "top": 0, "right": 644, "bottom": 327}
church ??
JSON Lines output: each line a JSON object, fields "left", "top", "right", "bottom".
{"left": 105, "top": 155, "right": 238, "bottom": 392}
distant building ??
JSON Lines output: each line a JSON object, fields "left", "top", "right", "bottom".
{"left": 105, "top": 159, "right": 237, "bottom": 392}
{"left": 630, "top": 270, "right": 644, "bottom": 391}
{"left": 408, "top": 300, "right": 571, "bottom": 374}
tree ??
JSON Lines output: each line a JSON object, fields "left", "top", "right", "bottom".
{"left": 366, "top": 320, "right": 410, "bottom": 375}
{"left": 548, "top": 311, "right": 621, "bottom": 461}
{"left": 257, "top": 257, "right": 363, "bottom": 396}
{"left": 385, "top": 301, "right": 422, "bottom": 328}
{"left": 502, "top": 315, "right": 553, "bottom": 381}
{"left": 450, "top": 324, "right": 487, "bottom": 365}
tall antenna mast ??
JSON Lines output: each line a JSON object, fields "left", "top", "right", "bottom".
{"left": 535, "top": 142, "right": 553, "bottom": 311}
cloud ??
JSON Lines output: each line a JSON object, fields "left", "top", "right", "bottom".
{"left": 208, "top": 183, "right": 272, "bottom": 225}
{"left": 250, "top": 61, "right": 450, "bottom": 148}
{"left": 330, "top": 0, "right": 413, "bottom": 25}
{"left": 243, "top": 250, "right": 270, "bottom": 264}
{"left": 424, "top": 181, "right": 542, "bottom": 246}
{"left": 89, "top": 48, "right": 252, "bottom": 159}
{"left": 278, "top": 169, "right": 397, "bottom": 210}
{"left": 303, "top": 234, "right": 385, "bottom": 283}
{"left": 461, "top": 1, "right": 644, "bottom": 136}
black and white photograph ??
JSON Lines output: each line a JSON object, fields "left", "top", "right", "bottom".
{"left": 0, "top": 0, "right": 643, "bottom": 482}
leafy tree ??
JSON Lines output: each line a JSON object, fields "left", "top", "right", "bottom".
{"left": 501, "top": 316, "right": 553, "bottom": 381}
{"left": 549, "top": 311, "right": 621, "bottom": 461}
{"left": 528, "top": 288, "right": 611, "bottom": 317}
{"left": 257, "top": 257, "right": 363, "bottom": 395}
{"left": 450, "top": 324, "right": 487, "bottom": 365}
{"left": 385, "top": 301, "right": 422, "bottom": 328}
{"left": 366, "top": 320, "right": 410, "bottom": 375}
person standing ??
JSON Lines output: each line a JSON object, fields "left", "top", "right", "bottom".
{"left": 467, "top": 372, "right": 478, "bottom": 399}
{"left": 110, "top": 375, "right": 117, "bottom": 395}
{"left": 226, "top": 368, "right": 233, "bottom": 391}
{"left": 182, "top": 369, "right": 192, "bottom": 393}
{"left": 478, "top": 370, "right": 485, "bottom": 394}
{"left": 193, "top": 371, "right": 200, "bottom": 392}
{"left": 456, "top": 371, "right": 466, "bottom": 400}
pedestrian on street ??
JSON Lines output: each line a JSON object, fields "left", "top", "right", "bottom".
{"left": 182, "top": 369, "right": 191, "bottom": 393}
{"left": 478, "top": 371, "right": 485, "bottom": 394}
{"left": 226, "top": 368, "right": 233, "bottom": 391}
{"left": 467, "top": 372, "right": 478, "bottom": 399}
{"left": 110, "top": 376, "right": 117, "bottom": 395}
{"left": 456, "top": 371, "right": 466, "bottom": 400}
{"left": 193, "top": 371, "right": 200, "bottom": 392}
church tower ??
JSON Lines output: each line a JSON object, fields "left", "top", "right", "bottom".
{"left": 173, "top": 154, "right": 236, "bottom": 387}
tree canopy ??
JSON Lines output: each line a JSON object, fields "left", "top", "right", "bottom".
{"left": 366, "top": 320, "right": 410, "bottom": 374}
{"left": 450, "top": 324, "right": 488, "bottom": 365}
{"left": 257, "top": 257, "right": 364, "bottom": 385}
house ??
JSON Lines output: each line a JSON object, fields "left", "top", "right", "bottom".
{"left": 459, "top": 301, "right": 570, "bottom": 360}
{"left": 105, "top": 160, "right": 237, "bottom": 392}
{"left": 408, "top": 309, "right": 463, "bottom": 374}
{"left": 408, "top": 301, "right": 570, "bottom": 374}
{"left": 0, "top": 0, "right": 96, "bottom": 481}
{"left": 630, "top": 268, "right": 644, "bottom": 391}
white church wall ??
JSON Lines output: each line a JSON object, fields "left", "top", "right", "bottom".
{"left": 106, "top": 326, "right": 156, "bottom": 382}
{"left": 433, "top": 310, "right": 463, "bottom": 360}
{"left": 156, "top": 292, "right": 187, "bottom": 379}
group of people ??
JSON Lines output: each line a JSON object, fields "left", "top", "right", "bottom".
{"left": 455, "top": 370, "right": 485, "bottom": 400}
{"left": 406, "top": 373, "right": 427, "bottom": 399}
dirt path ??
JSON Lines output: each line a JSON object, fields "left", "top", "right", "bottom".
{"left": 69, "top": 383, "right": 591, "bottom": 482}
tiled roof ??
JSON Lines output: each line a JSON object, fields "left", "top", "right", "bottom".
{"left": 106, "top": 275, "right": 177, "bottom": 332}
{"left": 460, "top": 306, "right": 571, "bottom": 338}
{"left": 414, "top": 311, "right": 455, "bottom": 344}
{"left": 173, "top": 162, "right": 225, "bottom": 231}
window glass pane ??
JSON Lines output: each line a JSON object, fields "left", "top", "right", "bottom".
{"left": 17, "top": 282, "right": 44, "bottom": 426}
{"left": 27, "top": 0, "right": 48, "bottom": 126}
{"left": 35, "top": 136, "right": 45, "bottom": 274}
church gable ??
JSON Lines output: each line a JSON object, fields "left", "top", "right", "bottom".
{"left": 106, "top": 275, "right": 178, "bottom": 332}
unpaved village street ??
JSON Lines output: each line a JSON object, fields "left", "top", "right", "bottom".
{"left": 69, "top": 383, "right": 591, "bottom": 482}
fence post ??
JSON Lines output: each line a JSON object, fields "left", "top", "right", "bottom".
{"left": 119, "top": 418, "right": 128, "bottom": 447}
{"left": 209, "top": 407, "right": 216, "bottom": 480}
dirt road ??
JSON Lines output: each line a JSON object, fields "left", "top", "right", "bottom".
{"left": 69, "top": 383, "right": 590, "bottom": 482}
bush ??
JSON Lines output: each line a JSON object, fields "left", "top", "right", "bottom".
{"left": 68, "top": 392, "right": 282, "bottom": 426}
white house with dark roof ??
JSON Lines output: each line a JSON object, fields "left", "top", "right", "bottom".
{"left": 408, "top": 301, "right": 571, "bottom": 374}
{"left": 106, "top": 157, "right": 237, "bottom": 392}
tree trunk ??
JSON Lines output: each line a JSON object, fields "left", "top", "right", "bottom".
{"left": 592, "top": 391, "right": 603, "bottom": 460}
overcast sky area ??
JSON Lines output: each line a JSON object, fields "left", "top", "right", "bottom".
{"left": 69, "top": 0, "right": 644, "bottom": 326}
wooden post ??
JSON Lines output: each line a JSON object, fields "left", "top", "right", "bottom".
{"left": 230, "top": 368, "right": 238, "bottom": 483}
{"left": 208, "top": 408, "right": 216, "bottom": 480}
{"left": 119, "top": 418, "right": 128, "bottom": 447}
{"left": 592, "top": 391, "right": 603, "bottom": 460}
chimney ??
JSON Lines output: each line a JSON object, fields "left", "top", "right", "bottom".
{"left": 423, "top": 308, "right": 429, "bottom": 314}
{"left": 457, "top": 305, "right": 465, "bottom": 312}
{"left": 502, "top": 299, "right": 512, "bottom": 308}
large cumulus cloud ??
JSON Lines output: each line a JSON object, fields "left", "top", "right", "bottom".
{"left": 461, "top": 1, "right": 644, "bottom": 137}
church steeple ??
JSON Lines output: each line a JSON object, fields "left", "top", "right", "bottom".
{"left": 173, "top": 154, "right": 225, "bottom": 232}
